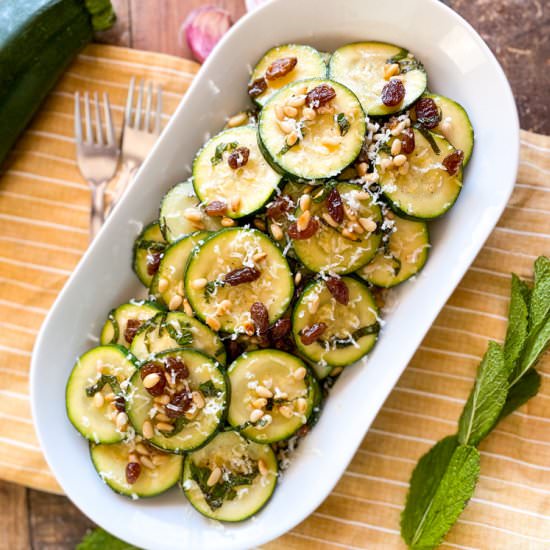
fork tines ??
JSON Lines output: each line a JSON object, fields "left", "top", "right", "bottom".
{"left": 74, "top": 91, "right": 116, "bottom": 147}
{"left": 125, "top": 77, "right": 163, "bottom": 135}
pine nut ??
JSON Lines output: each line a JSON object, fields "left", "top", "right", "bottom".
{"left": 128, "top": 453, "right": 140, "bottom": 465}
{"left": 140, "top": 455, "right": 156, "bottom": 470}
{"left": 322, "top": 212, "right": 339, "bottom": 228}
{"left": 381, "top": 157, "right": 392, "bottom": 170}
{"left": 254, "top": 218, "right": 266, "bottom": 231}
{"left": 279, "top": 120, "right": 294, "bottom": 134}
{"left": 321, "top": 136, "right": 340, "bottom": 147}
{"left": 143, "top": 373, "right": 160, "bottom": 389}
{"left": 221, "top": 217, "right": 236, "bottom": 227}
{"left": 184, "top": 208, "right": 202, "bottom": 222}
{"left": 296, "top": 84, "right": 309, "bottom": 95}
{"left": 158, "top": 277, "right": 169, "bottom": 293}
{"left": 275, "top": 105, "right": 285, "bottom": 121}
{"left": 259, "top": 414, "right": 272, "bottom": 428}
{"left": 391, "top": 121, "right": 407, "bottom": 136}
{"left": 351, "top": 222, "right": 364, "bottom": 234}
{"left": 270, "top": 223, "right": 284, "bottom": 241}
{"left": 155, "top": 412, "right": 171, "bottom": 422}
{"left": 293, "top": 367, "right": 307, "bottom": 380}
{"left": 398, "top": 161, "right": 410, "bottom": 175}
{"left": 263, "top": 378, "right": 273, "bottom": 389}
{"left": 207, "top": 467, "right": 222, "bottom": 486}
{"left": 296, "top": 210, "right": 311, "bottom": 232}
{"left": 295, "top": 398, "right": 308, "bottom": 414}
{"left": 288, "top": 94, "right": 306, "bottom": 107}
{"left": 391, "top": 139, "right": 402, "bottom": 156}
{"left": 355, "top": 191, "right": 371, "bottom": 200}
{"left": 169, "top": 294, "right": 183, "bottom": 311}
{"left": 357, "top": 162, "right": 368, "bottom": 177}
{"left": 252, "top": 397, "right": 268, "bottom": 409}
{"left": 216, "top": 299, "right": 232, "bottom": 315}
{"left": 383, "top": 63, "right": 400, "bottom": 80}
{"left": 342, "top": 228, "right": 359, "bottom": 241}
{"left": 283, "top": 105, "right": 298, "bottom": 118}
{"left": 393, "top": 154, "right": 407, "bottom": 167}
{"left": 302, "top": 107, "right": 316, "bottom": 120}
{"left": 206, "top": 316, "right": 221, "bottom": 331}
{"left": 136, "top": 443, "right": 150, "bottom": 455}
{"left": 294, "top": 271, "right": 302, "bottom": 285}
{"left": 231, "top": 196, "right": 241, "bottom": 213}
{"left": 286, "top": 132, "right": 299, "bottom": 147}
{"left": 152, "top": 454, "right": 169, "bottom": 466}
{"left": 308, "top": 294, "right": 320, "bottom": 314}
{"left": 255, "top": 385, "right": 273, "bottom": 399}
{"left": 279, "top": 405, "right": 294, "bottom": 418}
{"left": 156, "top": 421, "right": 174, "bottom": 432}
{"left": 115, "top": 412, "right": 128, "bottom": 430}
{"left": 142, "top": 420, "right": 154, "bottom": 439}
{"left": 343, "top": 204, "right": 358, "bottom": 221}
{"left": 227, "top": 112, "right": 248, "bottom": 128}
{"left": 258, "top": 458, "right": 269, "bottom": 476}
{"left": 184, "top": 407, "right": 199, "bottom": 420}
{"left": 92, "top": 392, "right": 104, "bottom": 408}
{"left": 176, "top": 280, "right": 184, "bottom": 296}
{"left": 359, "top": 217, "right": 377, "bottom": 232}
{"left": 299, "top": 194, "right": 311, "bottom": 211}
{"left": 191, "top": 278, "right": 207, "bottom": 290}
{"left": 183, "top": 298, "right": 194, "bottom": 317}
{"left": 104, "top": 392, "right": 115, "bottom": 402}
{"left": 364, "top": 172, "right": 379, "bottom": 184}
{"left": 192, "top": 391, "right": 206, "bottom": 409}
{"left": 250, "top": 408, "right": 265, "bottom": 423}
{"left": 253, "top": 251, "right": 267, "bottom": 262}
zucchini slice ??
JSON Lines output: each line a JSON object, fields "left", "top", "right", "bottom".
{"left": 193, "top": 126, "right": 282, "bottom": 218}
{"left": 159, "top": 180, "right": 222, "bottom": 243}
{"left": 227, "top": 349, "right": 315, "bottom": 443}
{"left": 329, "top": 42, "right": 427, "bottom": 116}
{"left": 249, "top": 44, "right": 327, "bottom": 107}
{"left": 292, "top": 277, "right": 379, "bottom": 367}
{"left": 132, "top": 221, "right": 167, "bottom": 287}
{"left": 100, "top": 301, "right": 162, "bottom": 347}
{"left": 378, "top": 128, "right": 463, "bottom": 219}
{"left": 182, "top": 431, "right": 277, "bottom": 521}
{"left": 292, "top": 182, "right": 382, "bottom": 274}
{"left": 90, "top": 440, "right": 182, "bottom": 498}
{"left": 357, "top": 213, "right": 429, "bottom": 287}
{"left": 258, "top": 78, "right": 365, "bottom": 180}
{"left": 129, "top": 311, "right": 227, "bottom": 365}
{"left": 149, "top": 231, "right": 209, "bottom": 309}
{"left": 185, "top": 228, "right": 294, "bottom": 334}
{"left": 423, "top": 93, "right": 474, "bottom": 165}
{"left": 66, "top": 345, "right": 137, "bottom": 443}
{"left": 126, "top": 349, "right": 227, "bottom": 453}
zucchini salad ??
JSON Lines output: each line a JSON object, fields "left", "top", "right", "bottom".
{"left": 66, "top": 41, "right": 473, "bottom": 521}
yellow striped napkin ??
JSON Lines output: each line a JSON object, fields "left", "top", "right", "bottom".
{"left": 0, "top": 44, "right": 548, "bottom": 548}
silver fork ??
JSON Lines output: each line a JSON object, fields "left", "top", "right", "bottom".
{"left": 74, "top": 91, "right": 119, "bottom": 241}
{"left": 106, "top": 78, "right": 163, "bottom": 212}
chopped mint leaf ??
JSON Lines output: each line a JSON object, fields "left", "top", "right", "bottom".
{"left": 499, "top": 368, "right": 541, "bottom": 421}
{"left": 336, "top": 113, "right": 350, "bottom": 136}
{"left": 458, "top": 342, "right": 507, "bottom": 446}
{"left": 199, "top": 380, "right": 221, "bottom": 398}
{"left": 211, "top": 142, "right": 238, "bottom": 165}
{"left": 77, "top": 527, "right": 139, "bottom": 550}
{"left": 401, "top": 436, "right": 479, "bottom": 550}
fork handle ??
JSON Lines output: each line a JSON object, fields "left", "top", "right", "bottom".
{"left": 90, "top": 181, "right": 108, "bottom": 242}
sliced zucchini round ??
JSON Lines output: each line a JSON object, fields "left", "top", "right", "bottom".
{"left": 329, "top": 42, "right": 427, "bottom": 116}
{"left": 357, "top": 213, "right": 429, "bottom": 287}
{"left": 193, "top": 126, "right": 282, "bottom": 219}
{"left": 126, "top": 349, "right": 227, "bottom": 453}
{"left": 185, "top": 228, "right": 294, "bottom": 334}
{"left": 292, "top": 182, "right": 382, "bottom": 274}
{"left": 132, "top": 221, "right": 167, "bottom": 287}
{"left": 292, "top": 277, "right": 379, "bottom": 367}
{"left": 66, "top": 345, "right": 137, "bottom": 443}
{"left": 129, "top": 311, "right": 227, "bottom": 365}
{"left": 378, "top": 128, "right": 463, "bottom": 219}
{"left": 258, "top": 78, "right": 365, "bottom": 180}
{"left": 149, "top": 231, "right": 209, "bottom": 309}
{"left": 423, "top": 93, "right": 474, "bottom": 165}
{"left": 227, "top": 349, "right": 315, "bottom": 443}
{"left": 100, "top": 301, "right": 162, "bottom": 347}
{"left": 182, "top": 431, "right": 277, "bottom": 521}
{"left": 90, "top": 440, "right": 182, "bottom": 498}
{"left": 249, "top": 44, "right": 327, "bottom": 107}
{"left": 159, "top": 180, "right": 222, "bottom": 243}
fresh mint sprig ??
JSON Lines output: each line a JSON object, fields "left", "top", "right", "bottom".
{"left": 401, "top": 256, "right": 550, "bottom": 549}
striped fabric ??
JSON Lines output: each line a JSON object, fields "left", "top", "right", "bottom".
{"left": 0, "top": 45, "right": 548, "bottom": 548}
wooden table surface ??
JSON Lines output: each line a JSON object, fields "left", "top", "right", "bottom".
{"left": 1, "top": 1, "right": 547, "bottom": 549}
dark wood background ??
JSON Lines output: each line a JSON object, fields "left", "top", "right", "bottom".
{"left": 1, "top": 1, "right": 548, "bottom": 549}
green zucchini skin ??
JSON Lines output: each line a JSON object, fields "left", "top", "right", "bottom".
{"left": 132, "top": 221, "right": 167, "bottom": 287}
{"left": 0, "top": 0, "right": 116, "bottom": 166}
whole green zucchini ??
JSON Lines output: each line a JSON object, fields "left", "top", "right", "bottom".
{"left": 0, "top": 0, "right": 116, "bottom": 166}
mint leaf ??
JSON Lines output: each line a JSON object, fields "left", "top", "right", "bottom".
{"left": 401, "top": 436, "right": 480, "bottom": 549}
{"left": 77, "top": 528, "right": 140, "bottom": 550}
{"left": 499, "top": 369, "right": 541, "bottom": 421}
{"left": 529, "top": 256, "right": 550, "bottom": 333}
{"left": 516, "top": 314, "right": 550, "bottom": 381}
{"left": 457, "top": 342, "right": 507, "bottom": 446}
{"left": 504, "top": 274, "right": 530, "bottom": 373}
